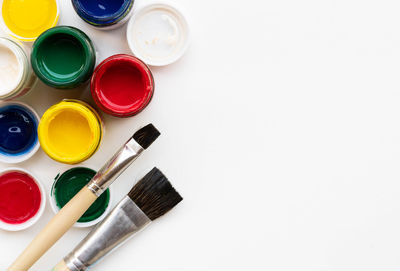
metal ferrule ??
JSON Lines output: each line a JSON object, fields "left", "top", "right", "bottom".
{"left": 87, "top": 138, "right": 144, "bottom": 196}
{"left": 64, "top": 196, "right": 151, "bottom": 271}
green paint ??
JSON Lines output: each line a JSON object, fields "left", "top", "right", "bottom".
{"left": 54, "top": 167, "right": 110, "bottom": 223}
{"left": 31, "top": 26, "right": 96, "bottom": 89}
{"left": 38, "top": 34, "right": 85, "bottom": 79}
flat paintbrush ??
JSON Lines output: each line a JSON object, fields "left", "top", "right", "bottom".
{"left": 52, "top": 167, "right": 182, "bottom": 271}
{"left": 7, "top": 124, "right": 160, "bottom": 271}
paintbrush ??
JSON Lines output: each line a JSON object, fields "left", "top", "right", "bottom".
{"left": 52, "top": 167, "right": 182, "bottom": 271}
{"left": 7, "top": 124, "right": 160, "bottom": 271}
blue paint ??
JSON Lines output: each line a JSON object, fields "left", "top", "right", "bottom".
{"left": 0, "top": 105, "right": 38, "bottom": 156}
{"left": 72, "top": 0, "right": 133, "bottom": 26}
{"left": 80, "top": 0, "right": 125, "bottom": 17}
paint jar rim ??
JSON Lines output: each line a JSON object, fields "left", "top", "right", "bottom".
{"left": 38, "top": 100, "right": 103, "bottom": 164}
{"left": 0, "top": 101, "right": 40, "bottom": 163}
{"left": 0, "top": 37, "right": 35, "bottom": 100}
{"left": 0, "top": 167, "right": 46, "bottom": 231}
{"left": 49, "top": 166, "right": 113, "bottom": 228}
{"left": 91, "top": 54, "right": 154, "bottom": 117}
{"left": 0, "top": 0, "right": 60, "bottom": 42}
{"left": 31, "top": 26, "right": 96, "bottom": 89}
{"left": 126, "top": 1, "right": 191, "bottom": 66}
{"left": 71, "top": 0, "right": 134, "bottom": 27}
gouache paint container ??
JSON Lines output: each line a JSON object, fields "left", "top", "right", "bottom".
{"left": 0, "top": 37, "right": 37, "bottom": 100}
{"left": 0, "top": 168, "right": 46, "bottom": 231}
{"left": 0, "top": 102, "right": 40, "bottom": 163}
{"left": 72, "top": 0, "right": 135, "bottom": 29}
{"left": 31, "top": 26, "right": 96, "bottom": 89}
{"left": 50, "top": 167, "right": 112, "bottom": 228}
{"left": 127, "top": 2, "right": 190, "bottom": 66}
{"left": 0, "top": 0, "right": 59, "bottom": 42}
{"left": 91, "top": 54, "right": 154, "bottom": 117}
{"left": 38, "top": 100, "right": 103, "bottom": 164}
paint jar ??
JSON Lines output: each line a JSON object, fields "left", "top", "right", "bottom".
{"left": 50, "top": 167, "right": 112, "bottom": 228}
{"left": 0, "top": 37, "right": 37, "bottom": 100}
{"left": 38, "top": 100, "right": 103, "bottom": 164}
{"left": 0, "top": 0, "right": 59, "bottom": 42}
{"left": 91, "top": 54, "right": 154, "bottom": 117}
{"left": 72, "top": 0, "right": 135, "bottom": 30}
{"left": 31, "top": 26, "right": 96, "bottom": 89}
{"left": 0, "top": 102, "right": 40, "bottom": 163}
{"left": 0, "top": 168, "right": 46, "bottom": 231}
{"left": 127, "top": 2, "right": 190, "bottom": 66}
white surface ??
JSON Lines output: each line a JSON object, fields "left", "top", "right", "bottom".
{"left": 2, "top": 0, "right": 400, "bottom": 270}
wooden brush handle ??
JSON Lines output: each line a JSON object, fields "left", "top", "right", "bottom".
{"left": 52, "top": 260, "right": 70, "bottom": 271}
{"left": 7, "top": 187, "right": 98, "bottom": 271}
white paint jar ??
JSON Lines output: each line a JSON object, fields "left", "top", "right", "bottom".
{"left": 0, "top": 37, "right": 37, "bottom": 100}
{"left": 126, "top": 1, "right": 190, "bottom": 66}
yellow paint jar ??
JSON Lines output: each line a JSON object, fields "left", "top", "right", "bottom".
{"left": 1, "top": 0, "right": 59, "bottom": 42}
{"left": 38, "top": 100, "right": 103, "bottom": 164}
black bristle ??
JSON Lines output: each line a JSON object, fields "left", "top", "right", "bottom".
{"left": 132, "top": 124, "right": 160, "bottom": 149}
{"left": 128, "top": 167, "right": 183, "bottom": 221}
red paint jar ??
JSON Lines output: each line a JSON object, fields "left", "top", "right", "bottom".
{"left": 0, "top": 168, "right": 46, "bottom": 231}
{"left": 91, "top": 54, "right": 154, "bottom": 117}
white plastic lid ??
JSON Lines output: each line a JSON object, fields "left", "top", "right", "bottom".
{"left": 127, "top": 1, "right": 190, "bottom": 66}
{"left": 0, "top": 168, "right": 46, "bottom": 231}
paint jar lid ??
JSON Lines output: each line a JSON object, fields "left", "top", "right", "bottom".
{"left": 49, "top": 166, "right": 113, "bottom": 228}
{"left": 127, "top": 2, "right": 190, "bottom": 66}
{"left": 0, "top": 0, "right": 60, "bottom": 42}
{"left": 38, "top": 100, "right": 103, "bottom": 164}
{"left": 0, "top": 102, "right": 40, "bottom": 164}
{"left": 0, "top": 168, "right": 46, "bottom": 231}
{"left": 31, "top": 26, "right": 96, "bottom": 89}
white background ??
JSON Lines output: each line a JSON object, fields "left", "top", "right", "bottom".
{"left": 1, "top": 0, "right": 400, "bottom": 270}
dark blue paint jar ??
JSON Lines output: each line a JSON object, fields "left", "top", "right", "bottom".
{"left": 0, "top": 102, "right": 40, "bottom": 163}
{"left": 71, "top": 0, "right": 135, "bottom": 29}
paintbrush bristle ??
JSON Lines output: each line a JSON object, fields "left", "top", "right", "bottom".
{"left": 132, "top": 124, "right": 160, "bottom": 149}
{"left": 128, "top": 167, "right": 182, "bottom": 221}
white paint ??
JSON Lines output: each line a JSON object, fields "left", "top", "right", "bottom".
{"left": 0, "top": 39, "right": 23, "bottom": 96}
{"left": 127, "top": 3, "right": 189, "bottom": 66}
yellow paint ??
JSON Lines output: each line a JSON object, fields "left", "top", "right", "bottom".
{"left": 39, "top": 100, "right": 103, "bottom": 164}
{"left": 2, "top": 0, "right": 59, "bottom": 41}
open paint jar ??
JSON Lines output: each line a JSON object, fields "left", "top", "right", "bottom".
{"left": 50, "top": 167, "right": 112, "bottom": 228}
{"left": 72, "top": 0, "right": 135, "bottom": 29}
{"left": 31, "top": 26, "right": 96, "bottom": 89}
{"left": 127, "top": 2, "right": 190, "bottom": 66}
{"left": 0, "top": 0, "right": 59, "bottom": 42}
{"left": 91, "top": 54, "right": 154, "bottom": 117}
{"left": 0, "top": 102, "right": 40, "bottom": 163}
{"left": 0, "top": 168, "right": 46, "bottom": 231}
{"left": 0, "top": 37, "right": 37, "bottom": 100}
{"left": 38, "top": 100, "right": 103, "bottom": 164}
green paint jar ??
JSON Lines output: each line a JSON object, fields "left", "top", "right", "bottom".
{"left": 50, "top": 167, "right": 111, "bottom": 227}
{"left": 31, "top": 26, "right": 96, "bottom": 89}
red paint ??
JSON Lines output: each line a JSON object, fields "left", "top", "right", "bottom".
{"left": 0, "top": 171, "right": 41, "bottom": 224}
{"left": 91, "top": 54, "right": 154, "bottom": 117}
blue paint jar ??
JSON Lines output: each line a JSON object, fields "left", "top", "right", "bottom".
{"left": 0, "top": 102, "right": 40, "bottom": 163}
{"left": 71, "top": 0, "right": 135, "bottom": 29}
